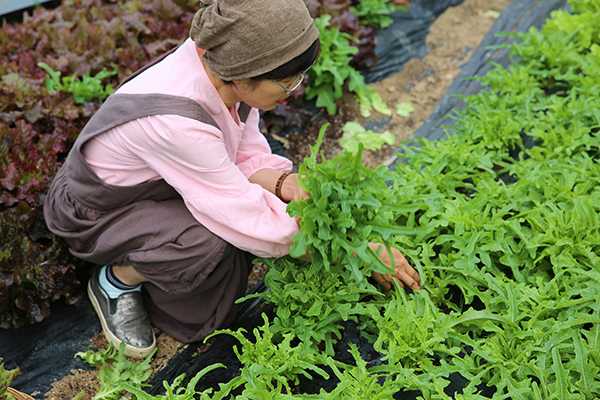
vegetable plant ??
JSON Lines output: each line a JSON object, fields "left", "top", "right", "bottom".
{"left": 318, "top": 343, "right": 407, "bottom": 399}
{"left": 338, "top": 121, "right": 395, "bottom": 153}
{"left": 243, "top": 256, "right": 382, "bottom": 355}
{"left": 288, "top": 123, "right": 419, "bottom": 285}
{"left": 204, "top": 314, "right": 332, "bottom": 397}
{"left": 76, "top": 342, "right": 156, "bottom": 400}
{"left": 395, "top": 102, "right": 414, "bottom": 117}
{"left": 366, "top": 289, "right": 461, "bottom": 370}
{"left": 305, "top": 15, "right": 391, "bottom": 116}
{"left": 122, "top": 365, "right": 226, "bottom": 400}
{"left": 0, "top": 358, "right": 20, "bottom": 398}
{"left": 37, "top": 62, "right": 118, "bottom": 104}
{"left": 350, "top": 0, "right": 406, "bottom": 28}
{"left": 304, "top": 15, "right": 361, "bottom": 114}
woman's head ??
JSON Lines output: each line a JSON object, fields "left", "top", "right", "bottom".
{"left": 241, "top": 39, "right": 320, "bottom": 110}
{"left": 190, "top": 0, "right": 320, "bottom": 81}
{"left": 190, "top": 0, "right": 320, "bottom": 110}
{"left": 230, "top": 38, "right": 320, "bottom": 93}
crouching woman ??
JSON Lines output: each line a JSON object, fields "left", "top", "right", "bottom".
{"left": 44, "top": 0, "right": 420, "bottom": 358}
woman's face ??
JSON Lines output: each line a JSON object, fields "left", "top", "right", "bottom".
{"left": 231, "top": 76, "right": 298, "bottom": 111}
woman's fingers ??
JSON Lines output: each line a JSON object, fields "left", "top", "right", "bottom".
{"left": 292, "top": 174, "right": 309, "bottom": 202}
{"left": 369, "top": 243, "right": 422, "bottom": 291}
{"left": 392, "top": 252, "right": 421, "bottom": 289}
{"left": 294, "top": 186, "right": 309, "bottom": 201}
{"left": 371, "top": 270, "right": 393, "bottom": 292}
{"left": 394, "top": 267, "right": 421, "bottom": 290}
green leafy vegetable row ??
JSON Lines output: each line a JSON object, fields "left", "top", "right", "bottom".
{"left": 191, "top": 1, "right": 600, "bottom": 398}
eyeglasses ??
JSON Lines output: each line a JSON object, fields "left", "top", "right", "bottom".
{"left": 271, "top": 59, "right": 317, "bottom": 94}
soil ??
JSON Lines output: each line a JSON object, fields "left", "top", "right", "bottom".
{"left": 41, "top": 0, "right": 511, "bottom": 398}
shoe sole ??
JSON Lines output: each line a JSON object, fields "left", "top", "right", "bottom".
{"left": 87, "top": 279, "right": 156, "bottom": 359}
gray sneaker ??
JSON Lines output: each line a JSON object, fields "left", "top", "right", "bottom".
{"left": 87, "top": 268, "right": 156, "bottom": 358}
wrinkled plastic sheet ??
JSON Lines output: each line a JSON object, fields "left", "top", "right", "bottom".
{"left": 0, "top": 295, "right": 101, "bottom": 396}
{"left": 0, "top": 0, "right": 567, "bottom": 397}
{"left": 0, "top": 281, "right": 272, "bottom": 397}
{"left": 363, "top": 0, "right": 464, "bottom": 83}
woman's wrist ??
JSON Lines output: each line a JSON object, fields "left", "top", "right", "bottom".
{"left": 275, "top": 171, "right": 295, "bottom": 202}
{"left": 283, "top": 172, "right": 300, "bottom": 202}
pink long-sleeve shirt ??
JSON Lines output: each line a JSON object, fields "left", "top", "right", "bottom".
{"left": 82, "top": 38, "right": 299, "bottom": 258}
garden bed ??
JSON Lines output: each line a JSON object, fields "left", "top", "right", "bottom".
{"left": 6, "top": 0, "right": 596, "bottom": 399}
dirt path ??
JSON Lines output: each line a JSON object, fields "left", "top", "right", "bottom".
{"left": 44, "top": 0, "right": 511, "bottom": 398}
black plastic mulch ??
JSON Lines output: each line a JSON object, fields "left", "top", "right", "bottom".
{"left": 0, "top": 0, "right": 567, "bottom": 397}
{"left": 390, "top": 0, "right": 569, "bottom": 146}
{"left": 362, "top": 0, "right": 464, "bottom": 83}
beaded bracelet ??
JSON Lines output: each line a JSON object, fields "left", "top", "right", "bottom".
{"left": 275, "top": 171, "right": 294, "bottom": 203}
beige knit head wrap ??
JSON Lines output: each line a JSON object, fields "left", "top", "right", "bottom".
{"left": 189, "top": 0, "right": 320, "bottom": 81}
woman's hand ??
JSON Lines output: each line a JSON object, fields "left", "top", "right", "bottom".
{"left": 368, "top": 243, "right": 421, "bottom": 291}
{"left": 284, "top": 172, "right": 309, "bottom": 202}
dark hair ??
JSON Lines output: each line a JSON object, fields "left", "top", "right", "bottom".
{"left": 253, "top": 39, "right": 320, "bottom": 81}
{"left": 223, "top": 39, "right": 320, "bottom": 86}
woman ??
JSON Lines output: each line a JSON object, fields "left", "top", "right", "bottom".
{"left": 44, "top": 0, "right": 420, "bottom": 359}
